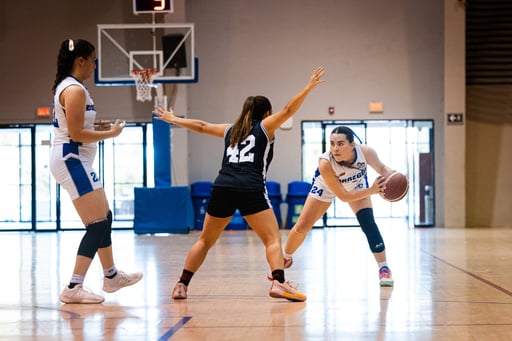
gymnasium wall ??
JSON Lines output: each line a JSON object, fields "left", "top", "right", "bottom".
{"left": 466, "top": 120, "right": 512, "bottom": 227}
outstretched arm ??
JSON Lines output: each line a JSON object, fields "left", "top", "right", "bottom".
{"left": 153, "top": 106, "right": 229, "bottom": 138}
{"left": 263, "top": 67, "right": 325, "bottom": 134}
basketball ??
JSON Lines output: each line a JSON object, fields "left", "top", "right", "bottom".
{"left": 380, "top": 171, "right": 409, "bottom": 202}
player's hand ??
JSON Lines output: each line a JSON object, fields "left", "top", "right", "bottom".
{"left": 370, "top": 176, "right": 386, "bottom": 195}
{"left": 94, "top": 120, "right": 112, "bottom": 131}
{"left": 153, "top": 106, "right": 176, "bottom": 123}
{"left": 307, "top": 66, "right": 325, "bottom": 90}
{"left": 109, "top": 119, "right": 126, "bottom": 137}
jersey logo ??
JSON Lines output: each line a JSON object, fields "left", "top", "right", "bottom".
{"left": 340, "top": 168, "right": 367, "bottom": 183}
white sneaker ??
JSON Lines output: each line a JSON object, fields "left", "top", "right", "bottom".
{"left": 60, "top": 285, "right": 104, "bottom": 304}
{"left": 172, "top": 282, "right": 188, "bottom": 299}
{"left": 269, "top": 280, "right": 307, "bottom": 302}
{"left": 103, "top": 270, "right": 143, "bottom": 293}
{"left": 379, "top": 266, "right": 394, "bottom": 287}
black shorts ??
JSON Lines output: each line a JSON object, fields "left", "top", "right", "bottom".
{"left": 207, "top": 186, "right": 272, "bottom": 218}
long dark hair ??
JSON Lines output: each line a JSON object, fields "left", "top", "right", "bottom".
{"left": 52, "top": 39, "right": 95, "bottom": 94}
{"left": 229, "top": 95, "right": 272, "bottom": 146}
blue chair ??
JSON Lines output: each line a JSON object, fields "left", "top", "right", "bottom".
{"left": 285, "top": 181, "right": 312, "bottom": 228}
{"left": 190, "top": 181, "right": 213, "bottom": 230}
{"left": 266, "top": 181, "right": 283, "bottom": 228}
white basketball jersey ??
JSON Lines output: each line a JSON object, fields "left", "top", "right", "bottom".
{"left": 318, "top": 144, "right": 369, "bottom": 192}
{"left": 52, "top": 76, "right": 96, "bottom": 147}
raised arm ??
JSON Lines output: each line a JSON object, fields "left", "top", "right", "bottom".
{"left": 319, "top": 158, "right": 385, "bottom": 203}
{"left": 262, "top": 67, "right": 325, "bottom": 134}
{"left": 153, "top": 106, "right": 229, "bottom": 138}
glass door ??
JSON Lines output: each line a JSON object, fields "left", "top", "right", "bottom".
{"left": 35, "top": 125, "right": 58, "bottom": 230}
{"left": 0, "top": 126, "right": 34, "bottom": 231}
{"left": 301, "top": 120, "right": 434, "bottom": 227}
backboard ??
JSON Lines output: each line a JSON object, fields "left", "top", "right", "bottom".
{"left": 96, "top": 23, "right": 197, "bottom": 86}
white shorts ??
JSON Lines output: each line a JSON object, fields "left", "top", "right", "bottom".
{"left": 309, "top": 174, "right": 368, "bottom": 203}
{"left": 50, "top": 142, "right": 102, "bottom": 200}
{"left": 309, "top": 176, "right": 337, "bottom": 203}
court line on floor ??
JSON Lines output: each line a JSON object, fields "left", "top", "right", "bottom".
{"left": 159, "top": 316, "right": 192, "bottom": 341}
{"left": 426, "top": 251, "right": 512, "bottom": 297}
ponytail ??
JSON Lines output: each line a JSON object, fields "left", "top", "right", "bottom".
{"left": 52, "top": 39, "right": 95, "bottom": 94}
{"left": 229, "top": 96, "right": 272, "bottom": 146}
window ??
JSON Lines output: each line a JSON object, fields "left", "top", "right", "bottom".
{"left": 0, "top": 123, "right": 154, "bottom": 231}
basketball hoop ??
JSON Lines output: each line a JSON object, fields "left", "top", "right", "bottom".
{"left": 131, "top": 69, "right": 157, "bottom": 102}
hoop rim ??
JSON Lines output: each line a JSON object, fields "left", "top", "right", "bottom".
{"left": 131, "top": 68, "right": 158, "bottom": 74}
{"left": 131, "top": 68, "right": 158, "bottom": 82}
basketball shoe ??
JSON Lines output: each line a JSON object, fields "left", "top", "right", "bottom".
{"left": 266, "top": 257, "right": 294, "bottom": 281}
{"left": 269, "top": 280, "right": 306, "bottom": 302}
{"left": 172, "top": 282, "right": 188, "bottom": 299}
{"left": 103, "top": 270, "right": 143, "bottom": 293}
{"left": 379, "top": 266, "right": 394, "bottom": 287}
{"left": 60, "top": 285, "right": 105, "bottom": 304}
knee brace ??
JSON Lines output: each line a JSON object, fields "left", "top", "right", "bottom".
{"left": 355, "top": 208, "right": 385, "bottom": 253}
{"left": 77, "top": 214, "right": 110, "bottom": 258}
{"left": 98, "top": 210, "right": 113, "bottom": 249}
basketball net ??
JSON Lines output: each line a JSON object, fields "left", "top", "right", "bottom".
{"left": 132, "top": 69, "right": 157, "bottom": 102}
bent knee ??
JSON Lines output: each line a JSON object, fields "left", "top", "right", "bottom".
{"left": 291, "top": 222, "right": 312, "bottom": 235}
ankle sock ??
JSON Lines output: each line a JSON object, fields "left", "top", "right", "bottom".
{"left": 179, "top": 269, "right": 194, "bottom": 286}
{"left": 69, "top": 274, "right": 84, "bottom": 288}
{"left": 104, "top": 265, "right": 118, "bottom": 279}
{"left": 271, "top": 269, "right": 285, "bottom": 283}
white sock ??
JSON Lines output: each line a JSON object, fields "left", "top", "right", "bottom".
{"left": 284, "top": 252, "right": 293, "bottom": 260}
{"left": 70, "top": 274, "right": 84, "bottom": 285}
{"left": 103, "top": 265, "right": 118, "bottom": 278}
{"left": 378, "top": 261, "right": 388, "bottom": 270}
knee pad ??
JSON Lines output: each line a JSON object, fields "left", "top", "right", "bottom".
{"left": 77, "top": 216, "right": 110, "bottom": 258}
{"left": 355, "top": 208, "right": 385, "bottom": 253}
{"left": 98, "top": 210, "right": 113, "bottom": 249}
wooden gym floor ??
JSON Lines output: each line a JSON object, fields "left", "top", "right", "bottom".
{"left": 1, "top": 221, "right": 512, "bottom": 340}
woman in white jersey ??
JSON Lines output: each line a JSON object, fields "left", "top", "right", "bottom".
{"left": 153, "top": 67, "right": 325, "bottom": 302}
{"left": 282, "top": 126, "right": 396, "bottom": 286}
{"left": 50, "top": 39, "right": 142, "bottom": 304}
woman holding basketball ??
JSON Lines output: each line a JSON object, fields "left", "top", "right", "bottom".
{"left": 51, "top": 39, "right": 142, "bottom": 304}
{"left": 153, "top": 67, "right": 325, "bottom": 301}
{"left": 282, "top": 126, "right": 396, "bottom": 286}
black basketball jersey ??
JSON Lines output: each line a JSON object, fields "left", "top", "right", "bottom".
{"left": 213, "top": 120, "right": 274, "bottom": 191}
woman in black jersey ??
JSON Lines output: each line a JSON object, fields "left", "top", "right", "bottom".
{"left": 153, "top": 67, "right": 324, "bottom": 301}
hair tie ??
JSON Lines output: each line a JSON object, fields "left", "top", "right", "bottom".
{"left": 68, "top": 39, "right": 74, "bottom": 51}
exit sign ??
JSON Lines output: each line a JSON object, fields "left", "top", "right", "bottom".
{"left": 447, "top": 113, "right": 463, "bottom": 125}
